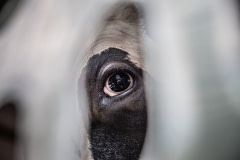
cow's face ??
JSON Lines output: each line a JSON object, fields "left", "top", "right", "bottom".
{"left": 79, "top": 2, "right": 147, "bottom": 160}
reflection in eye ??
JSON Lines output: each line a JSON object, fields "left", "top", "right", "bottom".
{"left": 104, "top": 71, "right": 133, "bottom": 97}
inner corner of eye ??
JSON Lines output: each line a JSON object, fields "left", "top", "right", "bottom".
{"left": 104, "top": 86, "right": 118, "bottom": 97}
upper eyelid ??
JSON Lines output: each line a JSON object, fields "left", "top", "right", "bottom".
{"left": 99, "top": 62, "right": 131, "bottom": 79}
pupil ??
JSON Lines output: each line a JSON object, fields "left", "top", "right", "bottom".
{"left": 108, "top": 72, "right": 131, "bottom": 92}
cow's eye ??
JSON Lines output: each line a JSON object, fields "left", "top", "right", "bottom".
{"left": 104, "top": 71, "right": 133, "bottom": 97}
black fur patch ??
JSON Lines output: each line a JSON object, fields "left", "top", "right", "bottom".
{"left": 83, "top": 48, "right": 147, "bottom": 160}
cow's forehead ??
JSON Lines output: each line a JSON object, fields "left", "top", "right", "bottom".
{"left": 81, "top": 2, "right": 145, "bottom": 71}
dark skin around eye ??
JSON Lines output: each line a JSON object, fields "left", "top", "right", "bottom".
{"left": 83, "top": 48, "right": 147, "bottom": 160}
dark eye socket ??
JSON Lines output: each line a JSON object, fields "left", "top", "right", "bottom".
{"left": 104, "top": 71, "right": 133, "bottom": 97}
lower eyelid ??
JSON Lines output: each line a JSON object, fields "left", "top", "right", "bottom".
{"left": 103, "top": 86, "right": 118, "bottom": 97}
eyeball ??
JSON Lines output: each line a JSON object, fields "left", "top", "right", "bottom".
{"left": 104, "top": 71, "right": 133, "bottom": 97}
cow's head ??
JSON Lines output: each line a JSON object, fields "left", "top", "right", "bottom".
{"left": 79, "top": 2, "right": 147, "bottom": 160}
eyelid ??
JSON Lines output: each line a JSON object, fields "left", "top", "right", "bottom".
{"left": 99, "top": 63, "right": 129, "bottom": 76}
{"left": 98, "top": 62, "right": 132, "bottom": 81}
